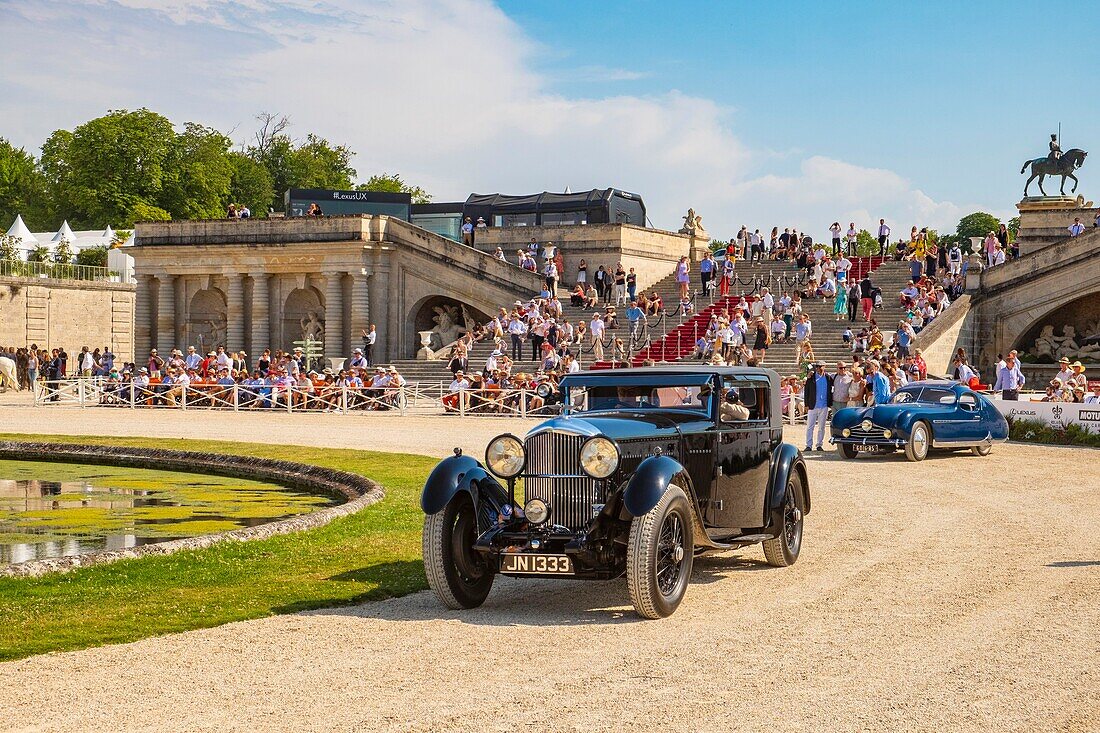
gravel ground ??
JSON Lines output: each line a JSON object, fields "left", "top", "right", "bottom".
{"left": 1, "top": 396, "right": 1098, "bottom": 731}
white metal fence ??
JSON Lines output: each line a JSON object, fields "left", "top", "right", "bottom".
{"left": 31, "top": 379, "right": 568, "bottom": 418}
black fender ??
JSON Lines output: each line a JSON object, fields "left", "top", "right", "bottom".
{"left": 421, "top": 454, "right": 508, "bottom": 521}
{"left": 766, "top": 443, "right": 809, "bottom": 530}
{"left": 622, "top": 454, "right": 692, "bottom": 518}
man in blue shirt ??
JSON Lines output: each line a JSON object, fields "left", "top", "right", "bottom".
{"left": 803, "top": 362, "right": 833, "bottom": 451}
{"left": 699, "top": 253, "right": 715, "bottom": 295}
{"left": 993, "top": 354, "right": 1026, "bottom": 400}
{"left": 866, "top": 361, "right": 891, "bottom": 405}
{"left": 626, "top": 302, "right": 645, "bottom": 341}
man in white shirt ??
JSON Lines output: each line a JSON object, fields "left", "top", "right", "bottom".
{"left": 362, "top": 324, "right": 377, "bottom": 365}
{"left": 760, "top": 288, "right": 774, "bottom": 323}
{"left": 877, "top": 219, "right": 891, "bottom": 255}
{"left": 835, "top": 255, "right": 852, "bottom": 285}
{"left": 749, "top": 229, "right": 763, "bottom": 265}
{"left": 846, "top": 223, "right": 858, "bottom": 255}
{"left": 589, "top": 314, "right": 606, "bottom": 360}
{"left": 947, "top": 244, "right": 962, "bottom": 275}
{"left": 829, "top": 222, "right": 842, "bottom": 255}
{"left": 185, "top": 346, "right": 202, "bottom": 370}
{"left": 1069, "top": 217, "right": 1085, "bottom": 236}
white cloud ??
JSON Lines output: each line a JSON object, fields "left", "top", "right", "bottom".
{"left": 0, "top": 0, "right": 989, "bottom": 237}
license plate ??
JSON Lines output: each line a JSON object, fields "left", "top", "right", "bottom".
{"left": 500, "top": 553, "right": 574, "bottom": 575}
{"left": 853, "top": 444, "right": 882, "bottom": 453}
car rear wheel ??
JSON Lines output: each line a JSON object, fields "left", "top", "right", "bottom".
{"left": 838, "top": 443, "right": 858, "bottom": 459}
{"left": 762, "top": 471, "right": 805, "bottom": 567}
{"left": 972, "top": 444, "right": 992, "bottom": 456}
{"left": 423, "top": 493, "right": 494, "bottom": 610}
{"left": 627, "top": 485, "right": 694, "bottom": 619}
{"left": 904, "top": 421, "right": 931, "bottom": 462}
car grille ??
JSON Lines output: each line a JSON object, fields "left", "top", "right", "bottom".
{"left": 847, "top": 426, "right": 889, "bottom": 440}
{"left": 524, "top": 431, "right": 601, "bottom": 531}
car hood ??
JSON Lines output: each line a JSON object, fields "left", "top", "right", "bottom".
{"left": 834, "top": 403, "right": 953, "bottom": 427}
{"left": 526, "top": 411, "right": 705, "bottom": 441}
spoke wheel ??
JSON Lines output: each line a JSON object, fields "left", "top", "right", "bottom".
{"left": 904, "top": 421, "right": 930, "bottom": 462}
{"left": 423, "top": 493, "right": 494, "bottom": 610}
{"left": 763, "top": 472, "right": 805, "bottom": 567}
{"left": 628, "top": 485, "right": 694, "bottom": 619}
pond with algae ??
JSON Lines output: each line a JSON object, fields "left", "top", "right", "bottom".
{"left": 0, "top": 460, "right": 340, "bottom": 564}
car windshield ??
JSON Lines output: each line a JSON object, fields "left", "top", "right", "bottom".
{"left": 567, "top": 383, "right": 712, "bottom": 414}
{"left": 890, "top": 387, "right": 955, "bottom": 404}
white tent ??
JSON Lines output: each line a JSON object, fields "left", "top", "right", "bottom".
{"left": 51, "top": 220, "right": 77, "bottom": 243}
{"left": 5, "top": 215, "right": 37, "bottom": 245}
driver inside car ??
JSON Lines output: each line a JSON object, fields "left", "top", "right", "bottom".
{"left": 720, "top": 388, "right": 751, "bottom": 422}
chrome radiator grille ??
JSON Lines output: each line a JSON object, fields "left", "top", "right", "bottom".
{"left": 524, "top": 431, "right": 601, "bottom": 531}
{"left": 847, "top": 425, "right": 889, "bottom": 440}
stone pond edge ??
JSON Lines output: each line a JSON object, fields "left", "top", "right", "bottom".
{"left": 0, "top": 441, "right": 386, "bottom": 578}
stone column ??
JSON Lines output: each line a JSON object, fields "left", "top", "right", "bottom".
{"left": 250, "top": 274, "right": 270, "bottom": 358}
{"left": 134, "top": 274, "right": 155, "bottom": 361}
{"left": 156, "top": 274, "right": 176, "bottom": 354}
{"left": 349, "top": 270, "right": 370, "bottom": 356}
{"left": 369, "top": 264, "right": 391, "bottom": 362}
{"left": 324, "top": 272, "right": 345, "bottom": 361}
{"left": 226, "top": 274, "right": 245, "bottom": 351}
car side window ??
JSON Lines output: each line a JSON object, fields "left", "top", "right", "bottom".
{"left": 720, "top": 378, "right": 768, "bottom": 423}
{"left": 959, "top": 393, "right": 978, "bottom": 410}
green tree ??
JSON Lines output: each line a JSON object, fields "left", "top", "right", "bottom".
{"left": 290, "top": 134, "right": 356, "bottom": 190}
{"left": 160, "top": 123, "right": 234, "bottom": 220}
{"left": 75, "top": 245, "right": 109, "bottom": 267}
{"left": 0, "top": 138, "right": 48, "bottom": 229}
{"left": 245, "top": 113, "right": 357, "bottom": 209}
{"left": 227, "top": 152, "right": 275, "bottom": 215}
{"left": 27, "top": 244, "right": 50, "bottom": 263}
{"left": 1007, "top": 216, "right": 1020, "bottom": 241}
{"left": 854, "top": 229, "right": 879, "bottom": 255}
{"left": 955, "top": 212, "right": 1002, "bottom": 249}
{"left": 0, "top": 233, "right": 20, "bottom": 261}
{"left": 128, "top": 201, "right": 171, "bottom": 223}
{"left": 40, "top": 108, "right": 176, "bottom": 228}
{"left": 53, "top": 237, "right": 74, "bottom": 264}
{"left": 356, "top": 172, "right": 432, "bottom": 204}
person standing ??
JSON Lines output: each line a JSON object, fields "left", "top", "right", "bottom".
{"left": 877, "top": 219, "right": 890, "bottom": 255}
{"left": 675, "top": 256, "right": 690, "bottom": 300}
{"left": 699, "top": 251, "right": 714, "bottom": 296}
{"left": 508, "top": 316, "right": 526, "bottom": 361}
{"left": 993, "top": 354, "right": 1026, "bottom": 400}
{"left": 865, "top": 361, "right": 891, "bottom": 405}
{"left": 626, "top": 267, "right": 638, "bottom": 302}
{"left": 1069, "top": 217, "right": 1085, "bottom": 237}
{"left": 833, "top": 280, "right": 848, "bottom": 320}
{"left": 846, "top": 222, "right": 858, "bottom": 255}
{"left": 543, "top": 258, "right": 559, "bottom": 293}
{"left": 829, "top": 222, "right": 842, "bottom": 256}
{"left": 750, "top": 229, "right": 764, "bottom": 265}
{"left": 576, "top": 259, "right": 588, "bottom": 288}
{"left": 362, "top": 325, "right": 377, "bottom": 366}
{"left": 461, "top": 217, "right": 474, "bottom": 246}
{"left": 804, "top": 362, "right": 833, "bottom": 451}
{"left": 613, "top": 264, "right": 627, "bottom": 305}
{"left": 846, "top": 281, "right": 860, "bottom": 322}
{"left": 594, "top": 265, "right": 609, "bottom": 301}
{"left": 589, "top": 313, "right": 605, "bottom": 360}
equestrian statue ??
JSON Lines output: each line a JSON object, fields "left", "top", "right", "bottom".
{"left": 1021, "top": 133, "right": 1088, "bottom": 196}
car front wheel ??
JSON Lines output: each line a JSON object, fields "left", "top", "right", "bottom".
{"left": 762, "top": 471, "right": 805, "bottom": 567}
{"left": 423, "top": 493, "right": 495, "bottom": 610}
{"left": 904, "top": 421, "right": 931, "bottom": 462}
{"left": 627, "top": 485, "right": 694, "bottom": 619}
{"left": 838, "top": 443, "right": 858, "bottom": 459}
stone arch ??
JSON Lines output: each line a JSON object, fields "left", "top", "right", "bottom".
{"left": 187, "top": 288, "right": 227, "bottom": 352}
{"left": 407, "top": 294, "right": 490, "bottom": 358}
{"left": 1012, "top": 290, "right": 1100, "bottom": 364}
{"left": 282, "top": 286, "right": 325, "bottom": 352}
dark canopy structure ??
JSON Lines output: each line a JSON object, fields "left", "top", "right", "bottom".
{"left": 461, "top": 188, "right": 645, "bottom": 227}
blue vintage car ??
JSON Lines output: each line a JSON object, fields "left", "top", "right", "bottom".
{"left": 420, "top": 366, "right": 809, "bottom": 619}
{"left": 830, "top": 380, "right": 1009, "bottom": 461}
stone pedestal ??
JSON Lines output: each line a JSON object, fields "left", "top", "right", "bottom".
{"left": 688, "top": 233, "right": 710, "bottom": 264}
{"left": 1015, "top": 195, "right": 1098, "bottom": 256}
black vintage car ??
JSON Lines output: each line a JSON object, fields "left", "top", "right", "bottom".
{"left": 420, "top": 366, "right": 810, "bottom": 618}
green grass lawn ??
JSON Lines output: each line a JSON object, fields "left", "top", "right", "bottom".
{"left": 0, "top": 433, "right": 437, "bottom": 662}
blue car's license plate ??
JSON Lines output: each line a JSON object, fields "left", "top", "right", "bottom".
{"left": 853, "top": 444, "right": 882, "bottom": 452}
{"left": 500, "top": 553, "right": 574, "bottom": 575}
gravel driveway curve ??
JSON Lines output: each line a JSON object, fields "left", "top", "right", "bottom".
{"left": 0, "top": 419, "right": 1097, "bottom": 731}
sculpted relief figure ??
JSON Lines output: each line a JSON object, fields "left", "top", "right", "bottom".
{"left": 431, "top": 304, "right": 467, "bottom": 349}
{"left": 1030, "top": 325, "right": 1057, "bottom": 361}
{"left": 300, "top": 310, "right": 325, "bottom": 342}
{"left": 679, "top": 208, "right": 706, "bottom": 237}
{"left": 1031, "top": 323, "right": 1100, "bottom": 362}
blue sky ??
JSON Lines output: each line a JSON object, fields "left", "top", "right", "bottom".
{"left": 1, "top": 0, "right": 1096, "bottom": 237}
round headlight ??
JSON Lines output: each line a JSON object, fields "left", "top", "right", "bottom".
{"left": 524, "top": 498, "right": 549, "bottom": 525}
{"left": 580, "top": 437, "right": 620, "bottom": 479}
{"left": 842, "top": 428, "right": 851, "bottom": 438}
{"left": 485, "top": 434, "right": 525, "bottom": 478}
{"left": 883, "top": 429, "right": 893, "bottom": 439}
{"left": 861, "top": 419, "right": 872, "bottom": 431}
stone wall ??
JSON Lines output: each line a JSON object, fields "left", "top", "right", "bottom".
{"left": 0, "top": 276, "right": 135, "bottom": 360}
{"left": 1014, "top": 200, "right": 1100, "bottom": 256}
{"left": 912, "top": 295, "right": 971, "bottom": 377}
{"left": 469, "top": 223, "right": 691, "bottom": 291}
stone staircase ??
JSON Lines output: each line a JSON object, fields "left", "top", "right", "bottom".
{"left": 385, "top": 256, "right": 913, "bottom": 385}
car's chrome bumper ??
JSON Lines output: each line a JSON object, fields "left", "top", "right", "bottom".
{"left": 830, "top": 436, "right": 907, "bottom": 448}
